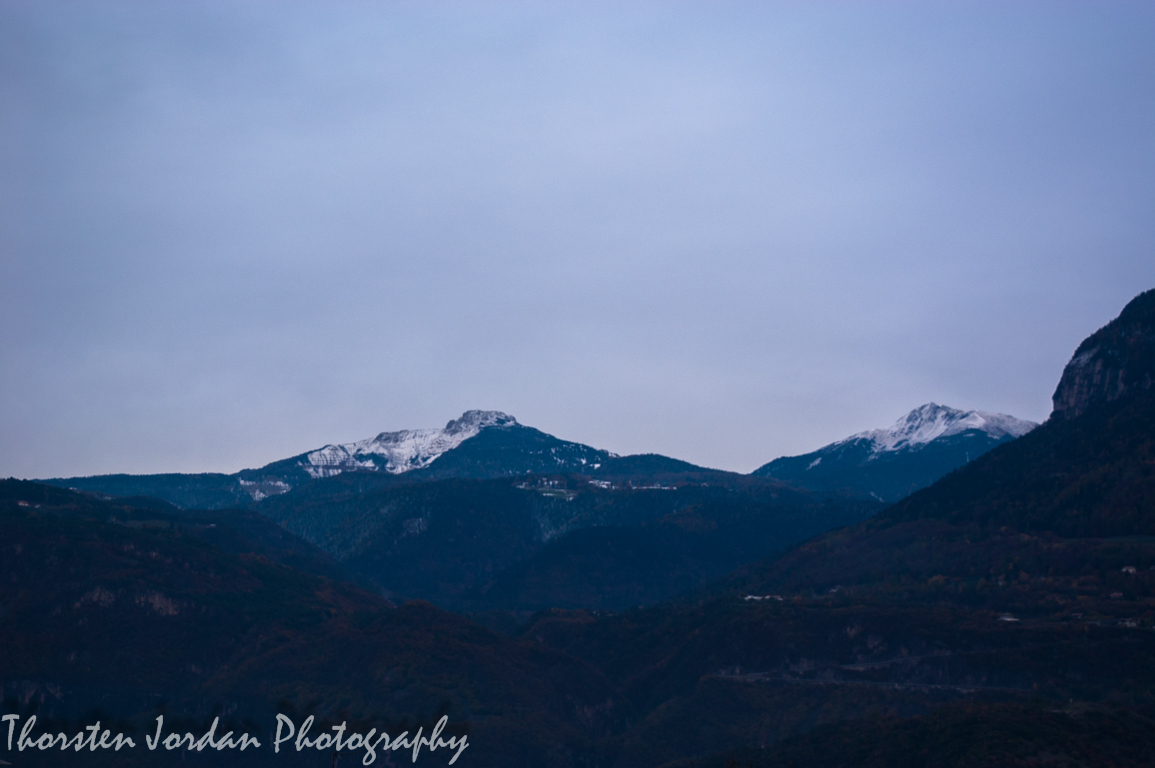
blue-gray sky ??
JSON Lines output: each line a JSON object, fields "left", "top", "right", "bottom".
{"left": 2, "top": 1, "right": 1154, "bottom": 477}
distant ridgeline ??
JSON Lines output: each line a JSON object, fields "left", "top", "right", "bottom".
{"left": 44, "top": 410, "right": 614, "bottom": 509}
{"left": 35, "top": 396, "right": 1044, "bottom": 614}
{"left": 43, "top": 404, "right": 1040, "bottom": 513}
{"left": 39, "top": 411, "right": 884, "bottom": 613}
{"left": 38, "top": 391, "right": 1043, "bottom": 614}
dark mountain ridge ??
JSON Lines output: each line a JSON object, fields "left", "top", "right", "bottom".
{"left": 0, "top": 479, "right": 625, "bottom": 767}
{"left": 254, "top": 471, "right": 880, "bottom": 612}
{"left": 1052, "top": 287, "right": 1155, "bottom": 419}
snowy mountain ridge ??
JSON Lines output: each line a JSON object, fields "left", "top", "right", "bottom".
{"left": 753, "top": 403, "right": 1040, "bottom": 503}
{"left": 844, "top": 403, "right": 1037, "bottom": 456}
{"left": 303, "top": 410, "right": 518, "bottom": 478}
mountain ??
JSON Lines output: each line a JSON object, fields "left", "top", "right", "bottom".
{"left": 298, "top": 410, "right": 523, "bottom": 477}
{"left": 41, "top": 411, "right": 881, "bottom": 613}
{"left": 751, "top": 403, "right": 1037, "bottom": 502}
{"left": 0, "top": 479, "right": 625, "bottom": 767}
{"left": 518, "top": 288, "right": 1155, "bottom": 767}
{"left": 11, "top": 288, "right": 1155, "bottom": 768}
{"left": 254, "top": 409, "right": 614, "bottom": 484}
{"left": 1052, "top": 287, "right": 1155, "bottom": 419}
{"left": 43, "top": 410, "right": 617, "bottom": 509}
{"left": 252, "top": 472, "right": 879, "bottom": 612}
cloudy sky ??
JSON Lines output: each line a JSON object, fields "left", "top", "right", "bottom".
{"left": 2, "top": 1, "right": 1154, "bottom": 477}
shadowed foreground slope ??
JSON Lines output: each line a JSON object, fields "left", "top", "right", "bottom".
{"left": 0, "top": 480, "right": 623, "bottom": 767}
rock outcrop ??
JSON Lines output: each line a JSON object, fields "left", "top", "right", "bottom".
{"left": 1051, "top": 288, "right": 1155, "bottom": 419}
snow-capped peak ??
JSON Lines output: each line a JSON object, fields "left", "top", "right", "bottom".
{"left": 302, "top": 410, "right": 517, "bottom": 479}
{"left": 846, "top": 403, "right": 1037, "bottom": 454}
{"left": 443, "top": 409, "right": 518, "bottom": 435}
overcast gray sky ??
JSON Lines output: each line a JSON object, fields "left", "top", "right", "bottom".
{"left": 2, "top": 1, "right": 1154, "bottom": 477}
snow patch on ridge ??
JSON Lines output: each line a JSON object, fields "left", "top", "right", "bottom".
{"left": 844, "top": 403, "right": 1037, "bottom": 455}
{"left": 302, "top": 410, "right": 518, "bottom": 479}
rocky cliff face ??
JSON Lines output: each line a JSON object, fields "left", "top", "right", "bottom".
{"left": 1051, "top": 288, "right": 1155, "bottom": 419}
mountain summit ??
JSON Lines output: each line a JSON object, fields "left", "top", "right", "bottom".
{"left": 1052, "top": 288, "right": 1155, "bottom": 420}
{"left": 752, "top": 403, "right": 1037, "bottom": 502}
{"left": 846, "top": 403, "right": 1036, "bottom": 453}
{"left": 302, "top": 410, "right": 519, "bottom": 478}
{"left": 45, "top": 410, "right": 617, "bottom": 508}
